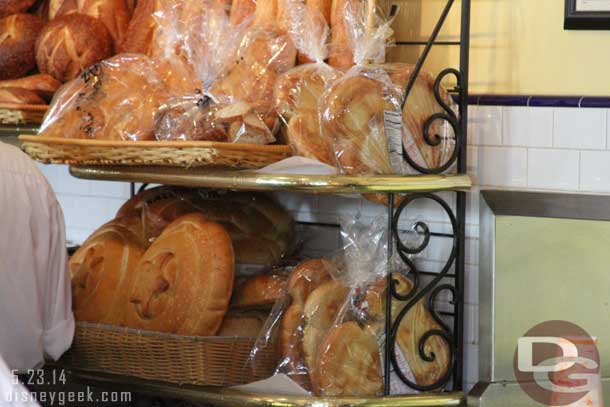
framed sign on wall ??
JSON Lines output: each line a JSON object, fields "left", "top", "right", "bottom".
{"left": 565, "top": 0, "right": 610, "bottom": 29}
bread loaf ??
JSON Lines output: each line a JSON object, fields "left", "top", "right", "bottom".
{"left": 230, "top": 0, "right": 255, "bottom": 25}
{"left": 49, "top": 0, "right": 130, "bottom": 50}
{"left": 278, "top": 259, "right": 334, "bottom": 389}
{"left": 116, "top": 187, "right": 297, "bottom": 265}
{"left": 232, "top": 274, "right": 287, "bottom": 309}
{"left": 125, "top": 214, "right": 235, "bottom": 336}
{"left": 0, "top": 0, "right": 36, "bottom": 18}
{"left": 302, "top": 280, "right": 348, "bottom": 389}
{"left": 382, "top": 63, "right": 454, "bottom": 170}
{"left": 119, "top": 0, "right": 158, "bottom": 55}
{"left": 275, "top": 65, "right": 339, "bottom": 164}
{"left": 328, "top": 0, "right": 358, "bottom": 71}
{"left": 320, "top": 75, "right": 394, "bottom": 175}
{"left": 0, "top": 13, "right": 43, "bottom": 80}
{"left": 70, "top": 222, "right": 147, "bottom": 325}
{"left": 39, "top": 54, "right": 169, "bottom": 140}
{"left": 0, "top": 87, "right": 45, "bottom": 104}
{"left": 315, "top": 322, "right": 382, "bottom": 396}
{"left": 218, "top": 311, "right": 267, "bottom": 337}
{"left": 0, "top": 73, "right": 61, "bottom": 101}
{"left": 364, "top": 273, "right": 451, "bottom": 387}
{"left": 35, "top": 14, "right": 113, "bottom": 82}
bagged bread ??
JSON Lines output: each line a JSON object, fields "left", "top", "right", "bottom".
{"left": 39, "top": 54, "right": 170, "bottom": 140}
{"left": 320, "top": 4, "right": 402, "bottom": 177}
{"left": 115, "top": 186, "right": 298, "bottom": 265}
{"left": 274, "top": 0, "right": 340, "bottom": 164}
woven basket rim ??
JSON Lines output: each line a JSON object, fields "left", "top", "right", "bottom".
{"left": 76, "top": 321, "right": 260, "bottom": 342}
{"left": 0, "top": 103, "right": 48, "bottom": 112}
{"left": 19, "top": 135, "right": 292, "bottom": 153}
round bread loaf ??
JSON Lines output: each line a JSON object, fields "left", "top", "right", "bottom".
{"left": 0, "top": 0, "right": 36, "bottom": 18}
{"left": 0, "top": 13, "right": 43, "bottom": 80}
{"left": 35, "top": 13, "right": 112, "bottom": 82}
{"left": 49, "top": 0, "right": 130, "bottom": 50}
{"left": 125, "top": 213, "right": 235, "bottom": 336}
{"left": 70, "top": 222, "right": 147, "bottom": 325}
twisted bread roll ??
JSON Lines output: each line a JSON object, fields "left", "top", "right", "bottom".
{"left": 35, "top": 14, "right": 112, "bottom": 82}
{"left": 126, "top": 214, "right": 235, "bottom": 336}
{"left": 0, "top": 74, "right": 61, "bottom": 101}
{"left": 0, "top": 13, "right": 43, "bottom": 80}
{"left": 365, "top": 273, "right": 451, "bottom": 387}
{"left": 70, "top": 222, "right": 146, "bottom": 325}
{"left": 49, "top": 0, "right": 130, "bottom": 50}
{"left": 0, "top": 0, "right": 36, "bottom": 18}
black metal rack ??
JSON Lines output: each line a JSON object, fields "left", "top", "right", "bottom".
{"left": 385, "top": 0, "right": 470, "bottom": 394}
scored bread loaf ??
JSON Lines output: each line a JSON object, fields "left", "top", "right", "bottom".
{"left": 232, "top": 274, "right": 288, "bottom": 309}
{"left": 0, "top": 0, "right": 36, "bottom": 18}
{"left": 0, "top": 87, "right": 45, "bottom": 104}
{"left": 35, "top": 14, "right": 113, "bottom": 82}
{"left": 49, "top": 0, "right": 130, "bottom": 50}
{"left": 70, "top": 221, "right": 147, "bottom": 325}
{"left": 0, "top": 73, "right": 61, "bottom": 101}
{"left": 0, "top": 13, "right": 43, "bottom": 80}
{"left": 364, "top": 273, "right": 451, "bottom": 387}
{"left": 125, "top": 213, "right": 235, "bottom": 336}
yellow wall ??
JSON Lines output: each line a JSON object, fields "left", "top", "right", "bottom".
{"left": 388, "top": 0, "right": 610, "bottom": 96}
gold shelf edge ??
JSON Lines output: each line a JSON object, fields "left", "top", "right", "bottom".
{"left": 69, "top": 165, "right": 472, "bottom": 194}
{"left": 62, "top": 368, "right": 465, "bottom": 407}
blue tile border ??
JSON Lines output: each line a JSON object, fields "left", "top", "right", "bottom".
{"left": 451, "top": 94, "right": 610, "bottom": 108}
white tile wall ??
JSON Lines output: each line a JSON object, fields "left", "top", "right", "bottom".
{"left": 32, "top": 104, "right": 610, "bottom": 392}
{"left": 554, "top": 108, "right": 607, "bottom": 150}
{"left": 502, "top": 106, "right": 553, "bottom": 147}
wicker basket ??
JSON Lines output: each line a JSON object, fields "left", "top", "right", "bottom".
{"left": 19, "top": 136, "right": 292, "bottom": 169}
{"left": 59, "top": 322, "right": 278, "bottom": 386}
{"left": 0, "top": 104, "right": 47, "bottom": 125}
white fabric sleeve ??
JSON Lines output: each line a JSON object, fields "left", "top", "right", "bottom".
{"left": 42, "top": 190, "right": 75, "bottom": 362}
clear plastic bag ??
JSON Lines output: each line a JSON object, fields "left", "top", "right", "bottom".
{"left": 249, "top": 214, "right": 452, "bottom": 396}
{"left": 382, "top": 63, "right": 457, "bottom": 172}
{"left": 115, "top": 186, "right": 298, "bottom": 266}
{"left": 273, "top": 0, "right": 340, "bottom": 165}
{"left": 207, "top": 25, "right": 297, "bottom": 144}
{"left": 39, "top": 54, "right": 170, "bottom": 141}
{"left": 319, "top": 3, "right": 404, "bottom": 176}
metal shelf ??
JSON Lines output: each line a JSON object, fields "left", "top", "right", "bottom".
{"left": 69, "top": 165, "right": 471, "bottom": 194}
{"left": 62, "top": 368, "right": 465, "bottom": 407}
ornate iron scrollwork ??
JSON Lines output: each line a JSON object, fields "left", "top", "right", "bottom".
{"left": 402, "top": 68, "right": 463, "bottom": 175}
{"left": 387, "top": 193, "right": 458, "bottom": 391}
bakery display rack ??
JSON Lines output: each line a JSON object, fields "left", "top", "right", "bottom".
{"left": 6, "top": 0, "right": 473, "bottom": 405}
